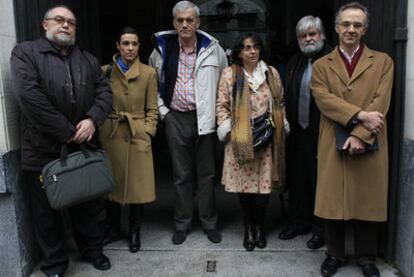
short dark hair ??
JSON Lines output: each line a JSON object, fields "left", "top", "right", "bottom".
{"left": 117, "top": 27, "right": 138, "bottom": 43}
{"left": 231, "top": 33, "right": 266, "bottom": 66}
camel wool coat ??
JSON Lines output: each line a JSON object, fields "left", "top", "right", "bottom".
{"left": 99, "top": 55, "right": 158, "bottom": 204}
{"left": 310, "top": 46, "right": 394, "bottom": 222}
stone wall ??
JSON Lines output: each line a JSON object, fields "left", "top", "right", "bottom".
{"left": 0, "top": 0, "right": 39, "bottom": 276}
{"left": 0, "top": 151, "right": 39, "bottom": 277}
{"left": 395, "top": 0, "right": 414, "bottom": 276}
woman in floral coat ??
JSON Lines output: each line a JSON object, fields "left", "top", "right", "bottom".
{"left": 216, "top": 33, "right": 287, "bottom": 251}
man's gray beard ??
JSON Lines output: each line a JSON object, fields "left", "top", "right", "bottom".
{"left": 299, "top": 40, "right": 324, "bottom": 56}
{"left": 46, "top": 31, "right": 75, "bottom": 47}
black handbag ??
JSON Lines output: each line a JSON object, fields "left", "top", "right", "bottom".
{"left": 252, "top": 111, "right": 274, "bottom": 150}
{"left": 41, "top": 144, "right": 115, "bottom": 210}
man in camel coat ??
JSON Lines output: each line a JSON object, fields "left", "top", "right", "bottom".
{"left": 310, "top": 2, "right": 394, "bottom": 277}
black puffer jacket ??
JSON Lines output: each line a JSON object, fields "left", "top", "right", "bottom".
{"left": 10, "top": 37, "right": 113, "bottom": 171}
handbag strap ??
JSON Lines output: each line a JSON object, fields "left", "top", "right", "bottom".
{"left": 59, "top": 143, "right": 94, "bottom": 167}
{"left": 59, "top": 145, "right": 69, "bottom": 166}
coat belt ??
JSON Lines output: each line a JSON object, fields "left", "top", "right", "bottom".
{"left": 107, "top": 111, "right": 145, "bottom": 138}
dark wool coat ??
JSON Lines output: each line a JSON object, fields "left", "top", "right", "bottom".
{"left": 285, "top": 43, "right": 332, "bottom": 190}
{"left": 10, "top": 37, "right": 113, "bottom": 170}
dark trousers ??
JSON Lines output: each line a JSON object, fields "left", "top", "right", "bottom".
{"left": 325, "top": 219, "right": 379, "bottom": 264}
{"left": 287, "top": 126, "right": 323, "bottom": 235}
{"left": 130, "top": 204, "right": 144, "bottom": 232}
{"left": 239, "top": 194, "right": 270, "bottom": 226}
{"left": 24, "top": 171, "right": 104, "bottom": 275}
{"left": 105, "top": 201, "right": 144, "bottom": 232}
{"left": 164, "top": 110, "right": 218, "bottom": 230}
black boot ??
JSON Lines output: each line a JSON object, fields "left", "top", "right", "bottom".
{"left": 243, "top": 225, "right": 256, "bottom": 251}
{"left": 102, "top": 201, "right": 122, "bottom": 245}
{"left": 255, "top": 224, "right": 267, "bottom": 249}
{"left": 129, "top": 231, "right": 140, "bottom": 253}
{"left": 239, "top": 194, "right": 256, "bottom": 251}
{"left": 253, "top": 194, "right": 269, "bottom": 249}
{"left": 129, "top": 204, "right": 143, "bottom": 253}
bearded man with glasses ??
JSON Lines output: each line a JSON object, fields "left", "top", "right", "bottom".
{"left": 10, "top": 5, "right": 113, "bottom": 276}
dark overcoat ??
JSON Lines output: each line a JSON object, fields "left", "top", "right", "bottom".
{"left": 285, "top": 43, "right": 332, "bottom": 189}
{"left": 10, "top": 37, "right": 113, "bottom": 171}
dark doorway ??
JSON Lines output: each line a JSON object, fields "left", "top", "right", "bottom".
{"left": 97, "top": 0, "right": 335, "bottom": 66}
{"left": 98, "top": 0, "right": 179, "bottom": 65}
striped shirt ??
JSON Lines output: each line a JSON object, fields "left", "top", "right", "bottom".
{"left": 170, "top": 43, "right": 197, "bottom": 111}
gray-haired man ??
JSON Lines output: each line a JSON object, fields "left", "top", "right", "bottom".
{"left": 279, "top": 15, "right": 331, "bottom": 250}
{"left": 149, "top": 1, "right": 227, "bottom": 245}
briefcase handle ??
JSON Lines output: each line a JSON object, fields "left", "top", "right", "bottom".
{"left": 59, "top": 143, "right": 97, "bottom": 167}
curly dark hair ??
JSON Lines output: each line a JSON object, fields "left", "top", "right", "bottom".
{"left": 231, "top": 33, "right": 266, "bottom": 66}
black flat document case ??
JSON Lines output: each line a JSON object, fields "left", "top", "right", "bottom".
{"left": 334, "top": 123, "right": 378, "bottom": 152}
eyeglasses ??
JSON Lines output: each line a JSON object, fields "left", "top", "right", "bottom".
{"left": 45, "top": 16, "right": 77, "bottom": 28}
{"left": 175, "top": 17, "right": 197, "bottom": 25}
{"left": 337, "top": 21, "right": 364, "bottom": 30}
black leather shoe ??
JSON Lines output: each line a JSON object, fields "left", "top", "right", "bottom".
{"left": 129, "top": 231, "right": 141, "bottom": 253}
{"left": 172, "top": 230, "right": 187, "bottom": 245}
{"left": 359, "top": 263, "right": 380, "bottom": 277}
{"left": 321, "top": 255, "right": 341, "bottom": 276}
{"left": 204, "top": 228, "right": 222, "bottom": 243}
{"left": 243, "top": 225, "right": 256, "bottom": 251}
{"left": 278, "top": 225, "right": 309, "bottom": 240}
{"left": 82, "top": 254, "right": 111, "bottom": 271}
{"left": 306, "top": 233, "right": 325, "bottom": 250}
{"left": 255, "top": 225, "right": 267, "bottom": 249}
{"left": 102, "top": 228, "right": 122, "bottom": 246}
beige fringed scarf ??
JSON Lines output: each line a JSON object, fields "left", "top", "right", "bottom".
{"left": 266, "top": 67, "right": 286, "bottom": 189}
{"left": 230, "top": 64, "right": 254, "bottom": 163}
